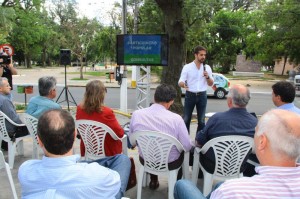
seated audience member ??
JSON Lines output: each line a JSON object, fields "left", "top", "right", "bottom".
{"left": 18, "top": 109, "right": 130, "bottom": 199}
{"left": 195, "top": 84, "right": 258, "bottom": 176}
{"left": 174, "top": 109, "right": 300, "bottom": 199}
{"left": 26, "top": 76, "right": 61, "bottom": 118}
{"left": 76, "top": 80, "right": 124, "bottom": 157}
{"left": 272, "top": 81, "right": 300, "bottom": 114}
{"left": 0, "top": 77, "right": 29, "bottom": 151}
{"left": 129, "top": 84, "right": 193, "bottom": 190}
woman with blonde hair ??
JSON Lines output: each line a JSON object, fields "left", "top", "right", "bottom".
{"left": 76, "top": 80, "right": 124, "bottom": 156}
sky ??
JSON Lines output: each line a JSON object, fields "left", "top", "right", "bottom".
{"left": 77, "top": 0, "right": 122, "bottom": 25}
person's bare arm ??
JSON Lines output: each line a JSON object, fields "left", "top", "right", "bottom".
{"left": 7, "top": 64, "right": 18, "bottom": 75}
{"left": 179, "top": 81, "right": 189, "bottom": 91}
{"left": 0, "top": 66, "right": 4, "bottom": 76}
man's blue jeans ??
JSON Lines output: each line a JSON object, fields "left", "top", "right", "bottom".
{"left": 174, "top": 179, "right": 223, "bottom": 199}
{"left": 183, "top": 91, "right": 207, "bottom": 133}
{"left": 90, "top": 154, "right": 131, "bottom": 199}
{"left": 174, "top": 179, "right": 206, "bottom": 199}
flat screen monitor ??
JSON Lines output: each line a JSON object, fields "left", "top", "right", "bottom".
{"left": 117, "top": 34, "right": 168, "bottom": 66}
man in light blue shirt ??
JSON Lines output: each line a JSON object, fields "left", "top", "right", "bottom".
{"left": 18, "top": 109, "right": 130, "bottom": 199}
{"left": 272, "top": 81, "right": 300, "bottom": 114}
{"left": 26, "top": 76, "right": 61, "bottom": 118}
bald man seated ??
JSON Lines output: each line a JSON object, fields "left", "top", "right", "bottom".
{"left": 174, "top": 109, "right": 300, "bottom": 199}
{"left": 195, "top": 84, "right": 258, "bottom": 176}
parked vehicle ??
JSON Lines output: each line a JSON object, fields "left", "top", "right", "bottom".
{"left": 181, "top": 73, "right": 230, "bottom": 99}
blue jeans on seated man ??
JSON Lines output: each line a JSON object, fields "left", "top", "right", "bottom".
{"left": 88, "top": 154, "right": 131, "bottom": 199}
{"left": 183, "top": 91, "right": 207, "bottom": 133}
{"left": 174, "top": 179, "right": 223, "bottom": 199}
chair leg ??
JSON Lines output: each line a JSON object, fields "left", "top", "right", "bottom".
{"left": 32, "top": 143, "right": 38, "bottom": 159}
{"left": 16, "top": 140, "right": 24, "bottom": 155}
{"left": 5, "top": 163, "right": 18, "bottom": 199}
{"left": 182, "top": 152, "right": 189, "bottom": 179}
{"left": 168, "top": 170, "right": 178, "bottom": 199}
{"left": 8, "top": 142, "right": 16, "bottom": 169}
{"left": 191, "top": 151, "right": 200, "bottom": 184}
{"left": 137, "top": 166, "right": 145, "bottom": 199}
{"left": 202, "top": 172, "right": 213, "bottom": 196}
{"left": 142, "top": 172, "right": 149, "bottom": 187}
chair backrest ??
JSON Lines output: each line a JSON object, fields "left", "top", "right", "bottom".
{"left": 0, "top": 150, "right": 18, "bottom": 199}
{"left": 201, "top": 135, "right": 254, "bottom": 178}
{"left": 23, "top": 113, "right": 39, "bottom": 145}
{"left": 0, "top": 111, "right": 26, "bottom": 142}
{"left": 75, "top": 120, "right": 121, "bottom": 160}
{"left": 130, "top": 131, "right": 186, "bottom": 173}
{"left": 0, "top": 111, "right": 10, "bottom": 141}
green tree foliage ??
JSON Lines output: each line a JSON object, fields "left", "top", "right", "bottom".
{"left": 0, "top": 6, "right": 15, "bottom": 43}
{"left": 258, "top": 0, "right": 300, "bottom": 66}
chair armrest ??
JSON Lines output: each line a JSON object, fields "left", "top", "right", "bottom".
{"left": 121, "top": 134, "right": 128, "bottom": 156}
{"left": 247, "top": 159, "right": 260, "bottom": 167}
{"left": 4, "top": 113, "right": 26, "bottom": 127}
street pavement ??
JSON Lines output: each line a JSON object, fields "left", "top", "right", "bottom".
{"left": 0, "top": 66, "right": 285, "bottom": 199}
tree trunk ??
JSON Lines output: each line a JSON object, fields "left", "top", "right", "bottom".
{"left": 79, "top": 56, "right": 84, "bottom": 79}
{"left": 25, "top": 54, "right": 31, "bottom": 68}
{"left": 281, "top": 56, "right": 287, "bottom": 75}
{"left": 42, "top": 47, "right": 46, "bottom": 67}
{"left": 155, "top": 0, "right": 185, "bottom": 115}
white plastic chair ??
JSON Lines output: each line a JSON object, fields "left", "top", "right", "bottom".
{"left": 0, "top": 111, "right": 31, "bottom": 169}
{"left": 75, "top": 120, "right": 128, "bottom": 160}
{"left": 0, "top": 150, "right": 18, "bottom": 199}
{"left": 130, "top": 131, "right": 190, "bottom": 199}
{"left": 23, "top": 113, "right": 41, "bottom": 159}
{"left": 192, "top": 135, "right": 254, "bottom": 196}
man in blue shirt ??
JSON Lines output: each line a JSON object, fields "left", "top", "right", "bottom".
{"left": 195, "top": 84, "right": 258, "bottom": 176}
{"left": 272, "top": 81, "right": 300, "bottom": 114}
{"left": 26, "top": 76, "right": 61, "bottom": 118}
{"left": 18, "top": 109, "right": 131, "bottom": 199}
{"left": 0, "top": 77, "right": 29, "bottom": 151}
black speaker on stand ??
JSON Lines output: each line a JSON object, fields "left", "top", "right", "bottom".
{"left": 56, "top": 49, "right": 77, "bottom": 110}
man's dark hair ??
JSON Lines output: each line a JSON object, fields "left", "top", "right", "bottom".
{"left": 38, "top": 109, "right": 75, "bottom": 155}
{"left": 194, "top": 46, "right": 207, "bottom": 54}
{"left": 272, "top": 81, "right": 295, "bottom": 103}
{"left": 154, "top": 84, "right": 177, "bottom": 103}
{"left": 38, "top": 76, "right": 57, "bottom": 96}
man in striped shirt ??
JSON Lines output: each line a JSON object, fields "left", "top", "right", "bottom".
{"left": 174, "top": 109, "right": 300, "bottom": 199}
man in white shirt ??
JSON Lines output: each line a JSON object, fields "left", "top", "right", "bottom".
{"left": 178, "top": 46, "right": 214, "bottom": 133}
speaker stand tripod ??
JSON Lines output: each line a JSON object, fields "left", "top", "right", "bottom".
{"left": 56, "top": 64, "right": 77, "bottom": 110}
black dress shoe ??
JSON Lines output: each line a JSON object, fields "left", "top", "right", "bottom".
{"left": 149, "top": 180, "right": 159, "bottom": 190}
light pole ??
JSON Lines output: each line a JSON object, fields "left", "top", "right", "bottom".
{"left": 120, "top": 0, "right": 128, "bottom": 112}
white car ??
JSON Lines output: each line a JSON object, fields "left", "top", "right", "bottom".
{"left": 181, "top": 73, "right": 230, "bottom": 99}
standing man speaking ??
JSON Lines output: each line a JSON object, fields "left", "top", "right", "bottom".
{"left": 178, "top": 46, "right": 214, "bottom": 133}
